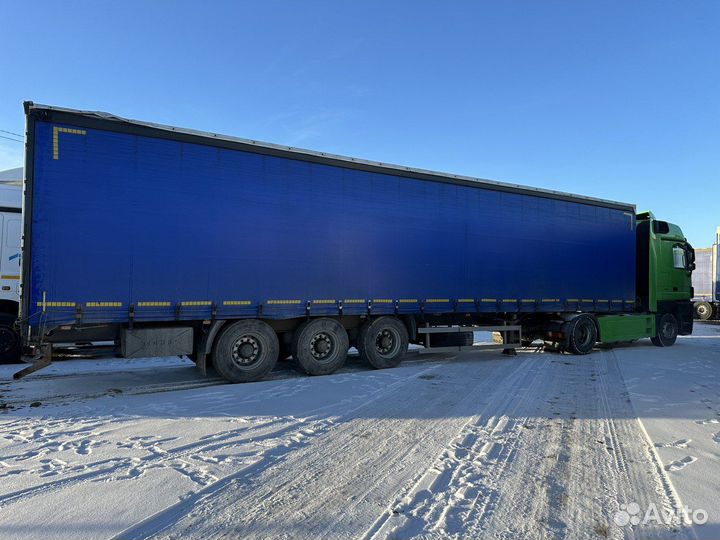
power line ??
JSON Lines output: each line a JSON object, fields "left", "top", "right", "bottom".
{"left": 0, "top": 129, "right": 23, "bottom": 138}
{"left": 0, "top": 134, "right": 23, "bottom": 143}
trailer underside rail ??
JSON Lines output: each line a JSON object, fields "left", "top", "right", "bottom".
{"left": 417, "top": 325, "right": 522, "bottom": 354}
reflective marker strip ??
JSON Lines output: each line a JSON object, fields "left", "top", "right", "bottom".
{"left": 502, "top": 299, "right": 517, "bottom": 302}
{"left": 373, "top": 299, "right": 392, "bottom": 303}
{"left": 312, "top": 299, "right": 336, "bottom": 304}
{"left": 267, "top": 300, "right": 301, "bottom": 305}
{"left": 1, "top": 275, "right": 19, "bottom": 280}
{"left": 53, "top": 126, "right": 86, "bottom": 160}
{"left": 137, "top": 301, "right": 171, "bottom": 307}
{"left": 481, "top": 298, "right": 496, "bottom": 302}
{"left": 86, "top": 302, "right": 122, "bottom": 307}
{"left": 223, "top": 300, "right": 251, "bottom": 306}
{"left": 542, "top": 298, "right": 559, "bottom": 302}
{"left": 343, "top": 299, "right": 366, "bottom": 303}
{"left": 521, "top": 299, "right": 535, "bottom": 303}
{"left": 37, "top": 301, "right": 75, "bottom": 307}
{"left": 399, "top": 299, "right": 418, "bottom": 303}
{"left": 180, "top": 301, "right": 212, "bottom": 306}
{"left": 426, "top": 299, "right": 450, "bottom": 303}
{"left": 457, "top": 298, "right": 474, "bottom": 303}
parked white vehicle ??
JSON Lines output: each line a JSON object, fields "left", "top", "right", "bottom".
{"left": 0, "top": 171, "right": 22, "bottom": 362}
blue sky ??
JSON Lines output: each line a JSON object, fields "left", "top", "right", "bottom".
{"left": 0, "top": 1, "right": 717, "bottom": 246}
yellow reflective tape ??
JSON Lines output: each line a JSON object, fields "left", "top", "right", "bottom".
{"left": 312, "top": 299, "right": 336, "bottom": 304}
{"left": 426, "top": 298, "right": 449, "bottom": 303}
{"left": 53, "top": 126, "right": 86, "bottom": 160}
{"left": 223, "top": 300, "right": 251, "bottom": 306}
{"left": 373, "top": 299, "right": 392, "bottom": 303}
{"left": 343, "top": 299, "right": 366, "bottom": 303}
{"left": 37, "top": 301, "right": 75, "bottom": 307}
{"left": 481, "top": 298, "right": 496, "bottom": 302}
{"left": 86, "top": 301, "right": 122, "bottom": 307}
{"left": 457, "top": 298, "right": 474, "bottom": 303}
{"left": 626, "top": 300, "right": 635, "bottom": 303}
{"left": 567, "top": 298, "right": 579, "bottom": 302}
{"left": 582, "top": 299, "right": 593, "bottom": 302}
{"left": 137, "top": 301, "right": 171, "bottom": 307}
{"left": 267, "top": 300, "right": 301, "bottom": 305}
{"left": 180, "top": 301, "right": 212, "bottom": 306}
{"left": 597, "top": 300, "right": 609, "bottom": 303}
{"left": 502, "top": 299, "right": 517, "bottom": 302}
{"left": 1, "top": 275, "right": 19, "bottom": 280}
{"left": 521, "top": 299, "right": 535, "bottom": 303}
{"left": 542, "top": 298, "right": 559, "bottom": 302}
{"left": 399, "top": 299, "right": 418, "bottom": 303}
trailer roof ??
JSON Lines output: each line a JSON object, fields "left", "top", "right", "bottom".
{"left": 24, "top": 102, "right": 635, "bottom": 212}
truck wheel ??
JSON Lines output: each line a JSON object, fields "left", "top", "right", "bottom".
{"left": 651, "top": 313, "right": 678, "bottom": 347}
{"left": 694, "top": 302, "right": 713, "bottom": 321}
{"left": 291, "top": 318, "right": 349, "bottom": 375}
{"left": 431, "top": 331, "right": 474, "bottom": 347}
{"left": 0, "top": 314, "right": 20, "bottom": 364}
{"left": 212, "top": 320, "right": 279, "bottom": 383}
{"left": 358, "top": 317, "right": 408, "bottom": 369}
{"left": 562, "top": 315, "right": 597, "bottom": 355}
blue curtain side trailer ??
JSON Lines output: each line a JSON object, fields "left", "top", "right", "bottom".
{"left": 16, "top": 103, "right": 693, "bottom": 382}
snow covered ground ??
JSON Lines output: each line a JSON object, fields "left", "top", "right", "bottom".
{"left": 0, "top": 324, "right": 718, "bottom": 539}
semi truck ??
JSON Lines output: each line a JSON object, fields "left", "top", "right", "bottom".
{"left": 16, "top": 102, "right": 695, "bottom": 382}
{"left": 692, "top": 227, "right": 719, "bottom": 320}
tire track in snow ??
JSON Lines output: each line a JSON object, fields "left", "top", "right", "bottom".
{"left": 364, "top": 355, "right": 551, "bottom": 539}
{"left": 115, "top": 355, "right": 529, "bottom": 539}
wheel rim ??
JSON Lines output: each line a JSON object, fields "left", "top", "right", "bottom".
{"left": 0, "top": 327, "right": 16, "bottom": 354}
{"left": 231, "top": 334, "right": 262, "bottom": 367}
{"left": 698, "top": 305, "right": 709, "bottom": 317}
{"left": 310, "top": 332, "right": 336, "bottom": 363}
{"left": 575, "top": 321, "right": 594, "bottom": 349}
{"left": 661, "top": 319, "right": 677, "bottom": 339}
{"left": 374, "top": 327, "right": 401, "bottom": 358}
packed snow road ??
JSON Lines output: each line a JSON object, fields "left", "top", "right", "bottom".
{"left": 0, "top": 325, "right": 718, "bottom": 540}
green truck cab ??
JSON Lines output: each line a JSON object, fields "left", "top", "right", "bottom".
{"left": 598, "top": 211, "right": 694, "bottom": 346}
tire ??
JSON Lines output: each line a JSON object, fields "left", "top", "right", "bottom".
{"left": 291, "top": 318, "right": 349, "bottom": 376}
{"left": 651, "top": 313, "right": 679, "bottom": 347}
{"left": 212, "top": 320, "right": 279, "bottom": 383}
{"left": 0, "top": 314, "right": 21, "bottom": 364}
{"left": 431, "top": 331, "right": 474, "bottom": 347}
{"left": 358, "top": 316, "right": 409, "bottom": 369}
{"left": 562, "top": 315, "right": 597, "bottom": 355}
{"left": 694, "top": 302, "right": 713, "bottom": 321}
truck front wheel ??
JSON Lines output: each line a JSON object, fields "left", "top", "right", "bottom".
{"left": 694, "top": 302, "right": 713, "bottom": 321}
{"left": 651, "top": 313, "right": 678, "bottom": 347}
{"left": 212, "top": 320, "right": 279, "bottom": 383}
{"left": 358, "top": 317, "right": 409, "bottom": 369}
{"left": 291, "top": 318, "right": 349, "bottom": 376}
{"left": 562, "top": 315, "right": 597, "bottom": 355}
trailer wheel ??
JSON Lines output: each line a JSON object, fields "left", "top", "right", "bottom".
{"left": 212, "top": 320, "right": 279, "bottom": 383}
{"left": 358, "top": 316, "right": 409, "bottom": 369}
{"left": 291, "top": 318, "right": 349, "bottom": 375}
{"left": 0, "top": 314, "right": 20, "bottom": 364}
{"left": 694, "top": 302, "right": 713, "bottom": 321}
{"left": 651, "top": 313, "right": 679, "bottom": 347}
{"left": 562, "top": 315, "right": 597, "bottom": 355}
